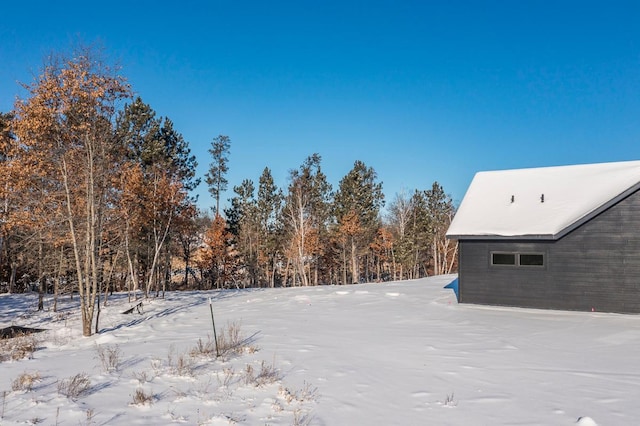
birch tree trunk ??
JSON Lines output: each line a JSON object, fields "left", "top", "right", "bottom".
{"left": 350, "top": 238, "right": 358, "bottom": 284}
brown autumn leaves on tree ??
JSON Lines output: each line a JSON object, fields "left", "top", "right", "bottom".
{"left": 1, "top": 45, "right": 458, "bottom": 336}
{"left": 11, "top": 49, "right": 130, "bottom": 336}
{"left": 198, "top": 214, "right": 237, "bottom": 289}
{"left": 5, "top": 47, "right": 194, "bottom": 336}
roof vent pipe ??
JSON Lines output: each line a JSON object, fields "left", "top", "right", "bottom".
{"left": 511, "top": 195, "right": 514, "bottom": 203}
{"left": 541, "top": 194, "right": 545, "bottom": 203}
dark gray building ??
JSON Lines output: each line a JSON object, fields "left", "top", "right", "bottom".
{"left": 446, "top": 160, "right": 640, "bottom": 314}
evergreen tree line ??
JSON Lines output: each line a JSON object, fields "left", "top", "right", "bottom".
{"left": 211, "top": 157, "right": 458, "bottom": 290}
{"left": 0, "top": 47, "right": 457, "bottom": 335}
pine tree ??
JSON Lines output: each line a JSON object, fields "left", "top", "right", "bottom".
{"left": 206, "top": 135, "right": 231, "bottom": 216}
{"left": 199, "top": 215, "right": 236, "bottom": 289}
{"left": 407, "top": 190, "right": 431, "bottom": 278}
{"left": 334, "top": 160, "right": 384, "bottom": 283}
{"left": 257, "top": 167, "right": 284, "bottom": 287}
{"left": 225, "top": 179, "right": 258, "bottom": 287}
{"left": 424, "top": 182, "right": 457, "bottom": 275}
{"left": 284, "top": 154, "right": 332, "bottom": 286}
{"left": 116, "top": 98, "right": 198, "bottom": 297}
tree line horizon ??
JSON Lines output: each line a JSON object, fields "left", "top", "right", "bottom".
{"left": 0, "top": 46, "right": 458, "bottom": 336}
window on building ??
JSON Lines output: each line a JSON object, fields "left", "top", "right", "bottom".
{"left": 519, "top": 253, "right": 544, "bottom": 266}
{"left": 492, "top": 252, "right": 516, "bottom": 265}
{"left": 491, "top": 252, "right": 545, "bottom": 267}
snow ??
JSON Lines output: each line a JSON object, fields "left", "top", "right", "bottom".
{"left": 1, "top": 275, "right": 638, "bottom": 425}
{"left": 446, "top": 160, "right": 640, "bottom": 239}
{"left": 576, "top": 417, "right": 598, "bottom": 426}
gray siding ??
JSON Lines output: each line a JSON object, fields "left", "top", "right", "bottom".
{"left": 458, "top": 189, "right": 640, "bottom": 313}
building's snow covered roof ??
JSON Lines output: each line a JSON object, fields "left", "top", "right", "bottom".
{"left": 446, "top": 160, "right": 640, "bottom": 240}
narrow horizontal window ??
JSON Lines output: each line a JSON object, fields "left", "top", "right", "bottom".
{"left": 519, "top": 253, "right": 544, "bottom": 266}
{"left": 492, "top": 253, "right": 516, "bottom": 265}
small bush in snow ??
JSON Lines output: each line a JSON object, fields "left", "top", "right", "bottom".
{"left": 131, "top": 387, "right": 154, "bottom": 405}
{"left": 85, "top": 408, "right": 95, "bottom": 425}
{"left": 167, "top": 345, "right": 194, "bottom": 376}
{"left": 292, "top": 408, "right": 313, "bottom": 426}
{"left": 11, "top": 371, "right": 41, "bottom": 392}
{"left": 132, "top": 370, "right": 154, "bottom": 384}
{"left": 442, "top": 392, "right": 457, "bottom": 407}
{"left": 244, "top": 359, "right": 281, "bottom": 387}
{"left": 217, "top": 367, "right": 237, "bottom": 388}
{"left": 190, "top": 336, "right": 216, "bottom": 357}
{"left": 57, "top": 373, "right": 91, "bottom": 400}
{"left": 95, "top": 343, "right": 122, "bottom": 373}
{"left": 150, "top": 357, "right": 162, "bottom": 375}
{"left": 217, "top": 321, "right": 258, "bottom": 358}
{"left": 0, "top": 334, "right": 38, "bottom": 362}
{"left": 280, "top": 381, "right": 319, "bottom": 404}
{"left": 280, "top": 382, "right": 318, "bottom": 426}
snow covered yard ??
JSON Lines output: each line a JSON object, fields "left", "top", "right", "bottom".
{"left": 0, "top": 275, "right": 638, "bottom": 425}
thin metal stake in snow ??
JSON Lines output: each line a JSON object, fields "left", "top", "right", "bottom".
{"left": 209, "top": 298, "right": 220, "bottom": 358}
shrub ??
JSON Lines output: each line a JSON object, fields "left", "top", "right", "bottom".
{"left": 95, "top": 344, "right": 122, "bottom": 373}
{"left": 57, "top": 373, "right": 91, "bottom": 400}
{"left": 0, "top": 334, "right": 39, "bottom": 362}
{"left": 293, "top": 408, "right": 313, "bottom": 426}
{"left": 217, "top": 321, "right": 243, "bottom": 354}
{"left": 442, "top": 392, "right": 457, "bottom": 407}
{"left": 216, "top": 321, "right": 258, "bottom": 359}
{"left": 217, "top": 367, "right": 237, "bottom": 388}
{"left": 132, "top": 370, "right": 153, "bottom": 384}
{"left": 11, "top": 371, "right": 41, "bottom": 392}
{"left": 244, "top": 359, "right": 281, "bottom": 387}
{"left": 150, "top": 358, "right": 163, "bottom": 375}
{"left": 167, "top": 345, "right": 194, "bottom": 377}
{"left": 85, "top": 409, "right": 95, "bottom": 425}
{"left": 190, "top": 336, "right": 215, "bottom": 357}
{"left": 190, "top": 322, "right": 258, "bottom": 361}
{"left": 131, "top": 388, "right": 154, "bottom": 405}
{"left": 280, "top": 381, "right": 318, "bottom": 404}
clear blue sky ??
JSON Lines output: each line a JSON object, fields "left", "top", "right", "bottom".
{"left": 2, "top": 1, "right": 639, "bottom": 213}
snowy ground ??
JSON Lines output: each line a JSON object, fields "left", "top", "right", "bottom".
{"left": 0, "top": 275, "right": 637, "bottom": 425}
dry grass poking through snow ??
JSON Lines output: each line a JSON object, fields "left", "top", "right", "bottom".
{"left": 130, "top": 387, "right": 154, "bottom": 406}
{"left": 11, "top": 371, "right": 41, "bottom": 392}
{"left": 244, "top": 358, "right": 282, "bottom": 387}
{"left": 57, "top": 372, "right": 91, "bottom": 400}
{"left": 95, "top": 343, "right": 122, "bottom": 373}
{"left": 0, "top": 333, "right": 39, "bottom": 362}
{"left": 189, "top": 321, "right": 259, "bottom": 361}
{"left": 0, "top": 301, "right": 318, "bottom": 425}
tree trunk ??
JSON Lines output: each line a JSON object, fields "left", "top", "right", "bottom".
{"left": 9, "top": 261, "right": 16, "bottom": 294}
{"left": 270, "top": 256, "right": 277, "bottom": 287}
{"left": 53, "top": 276, "right": 59, "bottom": 312}
{"left": 37, "top": 238, "right": 44, "bottom": 311}
{"left": 341, "top": 246, "right": 347, "bottom": 285}
{"left": 445, "top": 240, "right": 458, "bottom": 274}
{"left": 432, "top": 240, "right": 439, "bottom": 276}
{"left": 283, "top": 257, "right": 291, "bottom": 287}
{"left": 183, "top": 253, "right": 190, "bottom": 289}
{"left": 61, "top": 156, "right": 93, "bottom": 337}
{"left": 145, "top": 212, "right": 172, "bottom": 297}
{"left": 350, "top": 238, "right": 358, "bottom": 284}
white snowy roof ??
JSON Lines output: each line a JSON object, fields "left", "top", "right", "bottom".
{"left": 446, "top": 160, "right": 640, "bottom": 240}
